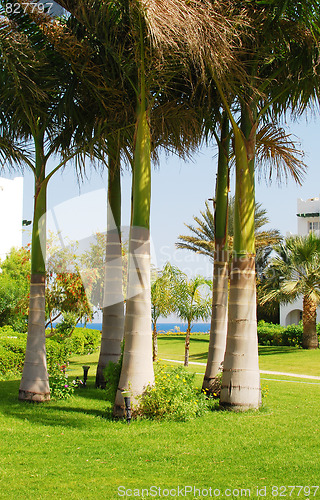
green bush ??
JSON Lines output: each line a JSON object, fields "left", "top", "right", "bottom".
{"left": 0, "top": 326, "right": 99, "bottom": 376}
{"left": 49, "top": 372, "right": 75, "bottom": 399}
{"left": 137, "top": 365, "right": 210, "bottom": 421}
{"left": 50, "top": 327, "right": 101, "bottom": 355}
{"left": 257, "top": 321, "right": 284, "bottom": 346}
{"left": 0, "top": 325, "right": 25, "bottom": 339}
{"left": 257, "top": 321, "right": 320, "bottom": 347}
{"left": 46, "top": 338, "right": 72, "bottom": 374}
{"left": 103, "top": 347, "right": 123, "bottom": 401}
{"left": 68, "top": 327, "right": 100, "bottom": 355}
{"left": 0, "top": 328, "right": 26, "bottom": 375}
{"left": 282, "top": 324, "right": 303, "bottom": 347}
{"left": 0, "top": 344, "right": 25, "bottom": 375}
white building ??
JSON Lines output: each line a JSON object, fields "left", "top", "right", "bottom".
{"left": 0, "top": 177, "right": 23, "bottom": 262}
{"left": 280, "top": 196, "right": 320, "bottom": 326}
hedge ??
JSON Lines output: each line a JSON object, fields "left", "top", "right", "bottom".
{"left": 0, "top": 326, "right": 101, "bottom": 376}
{"left": 257, "top": 321, "right": 320, "bottom": 347}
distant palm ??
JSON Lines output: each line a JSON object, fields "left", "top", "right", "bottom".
{"left": 174, "top": 275, "right": 212, "bottom": 367}
{"left": 261, "top": 233, "right": 320, "bottom": 349}
{"left": 176, "top": 198, "right": 281, "bottom": 271}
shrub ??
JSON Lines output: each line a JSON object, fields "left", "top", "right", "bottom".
{"left": 257, "top": 322, "right": 284, "bottom": 346}
{"left": 0, "top": 329, "right": 26, "bottom": 375}
{"left": 257, "top": 321, "right": 313, "bottom": 347}
{"left": 0, "top": 344, "right": 25, "bottom": 375}
{"left": 0, "top": 325, "right": 25, "bottom": 339}
{"left": 78, "top": 327, "right": 101, "bottom": 353}
{"left": 50, "top": 327, "right": 101, "bottom": 355}
{"left": 104, "top": 344, "right": 123, "bottom": 400}
{"left": 46, "top": 338, "right": 72, "bottom": 374}
{"left": 282, "top": 324, "right": 303, "bottom": 347}
{"left": 0, "top": 326, "right": 100, "bottom": 376}
{"left": 49, "top": 372, "right": 75, "bottom": 399}
{"left": 137, "top": 365, "right": 209, "bottom": 421}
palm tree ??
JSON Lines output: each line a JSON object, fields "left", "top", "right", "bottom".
{"left": 206, "top": 0, "right": 319, "bottom": 410}
{"left": 49, "top": 0, "right": 245, "bottom": 415}
{"left": 96, "top": 151, "right": 125, "bottom": 388}
{"left": 1, "top": 4, "right": 109, "bottom": 401}
{"left": 177, "top": 197, "right": 281, "bottom": 261}
{"left": 174, "top": 275, "right": 212, "bottom": 367}
{"left": 151, "top": 262, "right": 181, "bottom": 361}
{"left": 0, "top": 9, "right": 67, "bottom": 401}
{"left": 261, "top": 234, "right": 320, "bottom": 349}
{"left": 177, "top": 196, "right": 281, "bottom": 390}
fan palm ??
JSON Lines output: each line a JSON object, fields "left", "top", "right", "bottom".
{"left": 261, "top": 234, "right": 320, "bottom": 349}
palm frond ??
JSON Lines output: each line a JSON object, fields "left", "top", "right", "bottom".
{"left": 255, "top": 122, "right": 307, "bottom": 186}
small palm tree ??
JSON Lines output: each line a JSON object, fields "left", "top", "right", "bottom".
{"left": 174, "top": 275, "right": 212, "bottom": 366}
{"left": 261, "top": 233, "right": 320, "bottom": 350}
{"left": 151, "top": 263, "right": 181, "bottom": 361}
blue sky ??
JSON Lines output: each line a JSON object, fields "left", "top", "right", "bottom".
{"left": 21, "top": 113, "right": 320, "bottom": 279}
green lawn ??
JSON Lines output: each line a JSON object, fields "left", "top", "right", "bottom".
{"left": 0, "top": 337, "right": 320, "bottom": 499}
{"left": 158, "top": 333, "right": 320, "bottom": 377}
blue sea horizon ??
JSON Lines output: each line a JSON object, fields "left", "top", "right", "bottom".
{"left": 79, "top": 322, "right": 211, "bottom": 333}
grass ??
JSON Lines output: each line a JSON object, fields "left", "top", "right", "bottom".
{"left": 158, "top": 333, "right": 320, "bottom": 377}
{"left": 0, "top": 336, "right": 320, "bottom": 499}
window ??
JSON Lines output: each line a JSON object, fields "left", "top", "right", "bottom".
{"left": 308, "top": 221, "right": 320, "bottom": 233}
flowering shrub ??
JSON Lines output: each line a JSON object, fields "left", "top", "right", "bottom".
{"left": 137, "top": 365, "right": 210, "bottom": 421}
{"left": 202, "top": 372, "right": 222, "bottom": 399}
{"left": 49, "top": 372, "right": 75, "bottom": 399}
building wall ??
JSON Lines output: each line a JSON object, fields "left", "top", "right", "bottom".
{"left": 297, "top": 196, "right": 320, "bottom": 237}
{"left": 0, "top": 177, "right": 23, "bottom": 261}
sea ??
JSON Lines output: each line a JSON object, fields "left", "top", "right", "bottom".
{"left": 79, "top": 322, "right": 211, "bottom": 333}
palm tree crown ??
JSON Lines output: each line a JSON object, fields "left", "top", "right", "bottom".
{"left": 176, "top": 198, "right": 281, "bottom": 263}
{"left": 261, "top": 233, "right": 320, "bottom": 349}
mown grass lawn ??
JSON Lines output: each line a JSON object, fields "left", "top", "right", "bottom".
{"left": 0, "top": 335, "right": 319, "bottom": 500}
{"left": 158, "top": 333, "right": 320, "bottom": 377}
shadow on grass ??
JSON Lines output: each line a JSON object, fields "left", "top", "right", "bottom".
{"left": 258, "top": 346, "right": 298, "bottom": 356}
{"left": 0, "top": 378, "right": 115, "bottom": 429}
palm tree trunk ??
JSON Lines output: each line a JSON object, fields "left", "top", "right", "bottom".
{"left": 220, "top": 102, "right": 261, "bottom": 410}
{"left": 153, "top": 321, "right": 158, "bottom": 362}
{"left": 203, "top": 112, "right": 229, "bottom": 392}
{"left": 184, "top": 321, "right": 191, "bottom": 366}
{"left": 203, "top": 248, "right": 229, "bottom": 389}
{"left": 96, "top": 161, "right": 124, "bottom": 388}
{"left": 19, "top": 133, "right": 50, "bottom": 401}
{"left": 302, "top": 295, "right": 319, "bottom": 349}
{"left": 114, "top": 89, "right": 154, "bottom": 416}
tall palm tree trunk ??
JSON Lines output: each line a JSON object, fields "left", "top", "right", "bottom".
{"left": 203, "top": 112, "right": 229, "bottom": 392}
{"left": 19, "top": 133, "right": 50, "bottom": 401}
{"left": 96, "top": 160, "right": 124, "bottom": 388}
{"left": 302, "top": 295, "right": 319, "bottom": 349}
{"left": 220, "top": 102, "right": 261, "bottom": 410}
{"left": 114, "top": 93, "right": 154, "bottom": 416}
